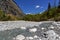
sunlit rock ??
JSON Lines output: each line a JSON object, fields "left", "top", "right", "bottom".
{"left": 41, "top": 30, "right": 60, "bottom": 40}
{"left": 41, "top": 27, "right": 45, "bottom": 30}
{"left": 20, "top": 27, "right": 26, "bottom": 30}
{"left": 13, "top": 37, "right": 16, "bottom": 40}
{"left": 16, "top": 35, "right": 25, "bottom": 40}
{"left": 29, "top": 28, "right": 37, "bottom": 32}
{"left": 34, "top": 35, "right": 39, "bottom": 38}
{"left": 26, "top": 37, "right": 34, "bottom": 40}
{"left": 49, "top": 25, "right": 54, "bottom": 29}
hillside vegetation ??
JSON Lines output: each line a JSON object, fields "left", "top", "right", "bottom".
{"left": 0, "top": 10, "right": 21, "bottom": 21}
{"left": 22, "top": 7, "right": 60, "bottom": 21}
{"left": 0, "top": 1, "right": 60, "bottom": 21}
{"left": 0, "top": 7, "right": 60, "bottom": 21}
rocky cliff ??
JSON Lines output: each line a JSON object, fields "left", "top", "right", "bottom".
{"left": 0, "top": 0, "right": 25, "bottom": 17}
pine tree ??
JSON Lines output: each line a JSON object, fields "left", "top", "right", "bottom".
{"left": 58, "top": 0, "right": 60, "bottom": 8}
{"left": 48, "top": 2, "right": 51, "bottom": 10}
{"left": 57, "top": 0, "right": 60, "bottom": 13}
{"left": 47, "top": 2, "right": 51, "bottom": 18}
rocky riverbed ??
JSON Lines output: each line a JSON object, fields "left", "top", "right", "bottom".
{"left": 0, "top": 21, "right": 60, "bottom": 40}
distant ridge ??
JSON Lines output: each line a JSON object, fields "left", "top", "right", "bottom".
{"left": 0, "top": 0, "right": 25, "bottom": 17}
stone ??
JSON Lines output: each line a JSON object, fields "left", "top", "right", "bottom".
{"left": 42, "top": 30, "right": 60, "bottom": 40}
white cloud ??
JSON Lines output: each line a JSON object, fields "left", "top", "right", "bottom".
{"left": 26, "top": 13, "right": 31, "bottom": 14}
{"left": 35, "top": 5, "right": 43, "bottom": 9}
{"left": 35, "top": 5, "right": 40, "bottom": 8}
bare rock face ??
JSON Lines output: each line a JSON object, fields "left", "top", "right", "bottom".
{"left": 0, "top": 0, "right": 25, "bottom": 17}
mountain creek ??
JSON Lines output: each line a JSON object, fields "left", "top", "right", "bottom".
{"left": 0, "top": 21, "right": 60, "bottom": 40}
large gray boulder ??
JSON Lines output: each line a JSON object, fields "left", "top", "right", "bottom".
{"left": 42, "top": 30, "right": 60, "bottom": 40}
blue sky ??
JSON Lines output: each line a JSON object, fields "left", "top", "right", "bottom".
{"left": 14, "top": 0, "right": 59, "bottom": 14}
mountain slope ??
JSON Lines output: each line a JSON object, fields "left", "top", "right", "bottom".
{"left": 0, "top": 0, "right": 25, "bottom": 17}
{"left": 0, "top": 10, "right": 21, "bottom": 21}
